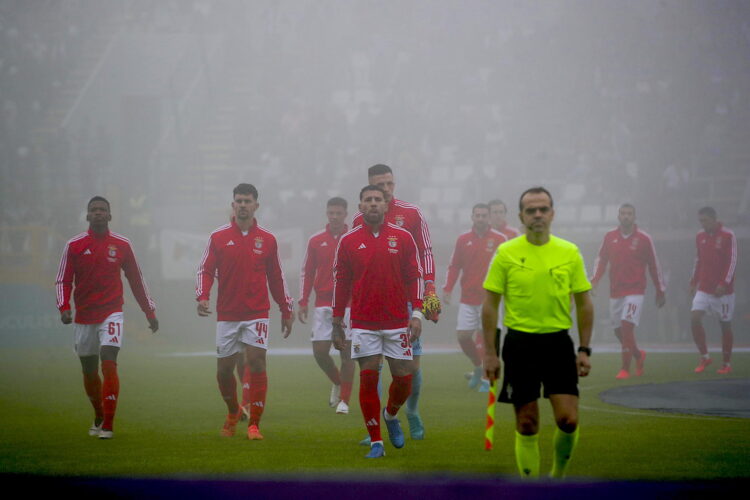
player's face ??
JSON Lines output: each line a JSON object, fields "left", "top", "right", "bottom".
{"left": 86, "top": 200, "right": 111, "bottom": 228}
{"left": 519, "top": 192, "right": 554, "bottom": 235}
{"left": 618, "top": 207, "right": 635, "bottom": 229}
{"left": 472, "top": 207, "right": 490, "bottom": 232}
{"left": 359, "top": 190, "right": 387, "bottom": 225}
{"left": 368, "top": 173, "right": 395, "bottom": 203}
{"left": 232, "top": 193, "right": 259, "bottom": 221}
{"left": 326, "top": 204, "right": 347, "bottom": 228}
{"left": 489, "top": 203, "right": 507, "bottom": 229}
{"left": 698, "top": 213, "right": 716, "bottom": 232}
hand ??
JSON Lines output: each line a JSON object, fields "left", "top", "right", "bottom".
{"left": 408, "top": 317, "right": 422, "bottom": 342}
{"left": 423, "top": 286, "right": 442, "bottom": 323}
{"left": 689, "top": 285, "right": 696, "bottom": 296}
{"left": 577, "top": 352, "right": 591, "bottom": 377}
{"left": 655, "top": 292, "right": 666, "bottom": 308}
{"left": 442, "top": 290, "right": 451, "bottom": 306}
{"left": 332, "top": 321, "right": 346, "bottom": 351}
{"left": 714, "top": 284, "right": 727, "bottom": 297}
{"left": 484, "top": 353, "right": 500, "bottom": 382}
{"left": 281, "top": 316, "right": 294, "bottom": 338}
{"left": 589, "top": 285, "right": 597, "bottom": 298}
{"left": 297, "top": 304, "right": 308, "bottom": 324}
{"left": 148, "top": 316, "right": 159, "bottom": 333}
{"left": 60, "top": 310, "right": 72, "bottom": 324}
{"left": 197, "top": 300, "right": 212, "bottom": 316}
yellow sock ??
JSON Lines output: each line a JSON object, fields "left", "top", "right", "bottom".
{"left": 550, "top": 427, "right": 579, "bottom": 479}
{"left": 515, "top": 431, "right": 540, "bottom": 478}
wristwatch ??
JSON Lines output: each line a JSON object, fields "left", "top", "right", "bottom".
{"left": 577, "top": 346, "right": 592, "bottom": 356}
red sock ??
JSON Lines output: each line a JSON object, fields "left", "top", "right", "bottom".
{"left": 248, "top": 371, "right": 267, "bottom": 426}
{"left": 82, "top": 371, "right": 103, "bottom": 421}
{"left": 340, "top": 381, "right": 353, "bottom": 404}
{"left": 359, "top": 370, "right": 382, "bottom": 443}
{"left": 101, "top": 360, "right": 119, "bottom": 431}
{"left": 217, "top": 369, "right": 239, "bottom": 414}
{"left": 692, "top": 321, "right": 708, "bottom": 355}
{"left": 241, "top": 365, "right": 251, "bottom": 407}
{"left": 620, "top": 321, "right": 636, "bottom": 370}
{"left": 721, "top": 328, "right": 733, "bottom": 363}
{"left": 386, "top": 374, "right": 413, "bottom": 416}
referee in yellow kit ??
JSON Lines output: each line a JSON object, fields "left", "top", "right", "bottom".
{"left": 481, "top": 186, "right": 594, "bottom": 479}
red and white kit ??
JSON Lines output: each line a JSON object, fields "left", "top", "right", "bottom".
{"left": 333, "top": 223, "right": 423, "bottom": 333}
{"left": 352, "top": 198, "right": 434, "bottom": 283}
{"left": 56, "top": 229, "right": 156, "bottom": 325}
{"left": 196, "top": 219, "right": 294, "bottom": 325}
{"left": 690, "top": 223, "right": 737, "bottom": 296}
{"left": 443, "top": 228, "right": 508, "bottom": 306}
{"left": 496, "top": 223, "right": 520, "bottom": 240}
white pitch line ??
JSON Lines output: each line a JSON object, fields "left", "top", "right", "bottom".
{"left": 579, "top": 404, "right": 738, "bottom": 421}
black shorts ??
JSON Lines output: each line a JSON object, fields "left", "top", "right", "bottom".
{"left": 498, "top": 328, "right": 579, "bottom": 406}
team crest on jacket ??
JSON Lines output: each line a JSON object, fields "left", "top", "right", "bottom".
{"left": 630, "top": 238, "right": 639, "bottom": 250}
{"left": 394, "top": 215, "right": 405, "bottom": 227}
{"left": 107, "top": 244, "right": 118, "bottom": 262}
{"left": 253, "top": 236, "right": 264, "bottom": 254}
{"left": 715, "top": 238, "right": 722, "bottom": 249}
{"left": 487, "top": 239, "right": 495, "bottom": 251}
{"left": 388, "top": 236, "right": 399, "bottom": 254}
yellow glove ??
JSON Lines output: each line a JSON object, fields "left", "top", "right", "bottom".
{"left": 423, "top": 282, "right": 441, "bottom": 323}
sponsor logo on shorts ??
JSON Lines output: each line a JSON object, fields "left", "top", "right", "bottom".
{"left": 353, "top": 343, "right": 361, "bottom": 353}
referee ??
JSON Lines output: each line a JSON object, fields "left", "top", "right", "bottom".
{"left": 481, "top": 187, "right": 594, "bottom": 479}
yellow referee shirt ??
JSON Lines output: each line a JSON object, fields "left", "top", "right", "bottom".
{"left": 483, "top": 234, "right": 591, "bottom": 333}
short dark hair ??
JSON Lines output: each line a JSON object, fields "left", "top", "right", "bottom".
{"left": 698, "top": 206, "right": 717, "bottom": 219}
{"left": 368, "top": 164, "right": 392, "bottom": 178}
{"left": 487, "top": 199, "right": 507, "bottom": 211}
{"left": 472, "top": 203, "right": 490, "bottom": 213}
{"left": 359, "top": 184, "right": 386, "bottom": 200}
{"left": 619, "top": 203, "right": 636, "bottom": 214}
{"left": 327, "top": 197, "right": 348, "bottom": 209}
{"left": 87, "top": 196, "right": 110, "bottom": 210}
{"left": 519, "top": 186, "right": 553, "bottom": 211}
{"left": 233, "top": 183, "right": 258, "bottom": 200}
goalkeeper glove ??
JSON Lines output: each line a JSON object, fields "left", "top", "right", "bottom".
{"left": 423, "top": 281, "right": 441, "bottom": 323}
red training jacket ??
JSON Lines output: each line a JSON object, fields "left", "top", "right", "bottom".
{"left": 333, "top": 223, "right": 423, "bottom": 330}
{"left": 352, "top": 197, "right": 434, "bottom": 282}
{"left": 442, "top": 228, "right": 507, "bottom": 305}
{"left": 690, "top": 223, "right": 737, "bottom": 295}
{"left": 196, "top": 219, "right": 294, "bottom": 321}
{"left": 299, "top": 224, "right": 347, "bottom": 308}
{"left": 56, "top": 229, "right": 156, "bottom": 324}
{"left": 591, "top": 225, "right": 666, "bottom": 298}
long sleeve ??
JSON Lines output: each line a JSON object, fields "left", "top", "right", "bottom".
{"left": 55, "top": 241, "right": 75, "bottom": 312}
{"left": 196, "top": 234, "right": 217, "bottom": 302}
{"left": 442, "top": 237, "right": 463, "bottom": 293}
{"left": 719, "top": 232, "right": 738, "bottom": 287}
{"left": 121, "top": 242, "right": 156, "bottom": 319}
{"left": 403, "top": 232, "right": 424, "bottom": 311}
{"left": 332, "top": 240, "right": 351, "bottom": 318}
{"left": 266, "top": 238, "right": 294, "bottom": 319}
{"left": 298, "top": 239, "right": 317, "bottom": 306}
{"left": 690, "top": 236, "right": 700, "bottom": 287}
{"left": 590, "top": 236, "right": 609, "bottom": 286}
{"left": 414, "top": 208, "right": 435, "bottom": 283}
{"left": 644, "top": 237, "right": 666, "bottom": 293}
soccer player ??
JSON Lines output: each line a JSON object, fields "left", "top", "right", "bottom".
{"left": 590, "top": 204, "right": 666, "bottom": 379}
{"left": 690, "top": 206, "right": 737, "bottom": 374}
{"left": 352, "top": 164, "right": 437, "bottom": 441}
{"left": 488, "top": 199, "right": 521, "bottom": 240}
{"left": 56, "top": 196, "right": 158, "bottom": 439}
{"left": 196, "top": 183, "right": 294, "bottom": 440}
{"left": 332, "top": 185, "right": 423, "bottom": 458}
{"left": 442, "top": 203, "right": 507, "bottom": 392}
{"left": 482, "top": 187, "right": 594, "bottom": 479}
{"left": 299, "top": 197, "right": 354, "bottom": 414}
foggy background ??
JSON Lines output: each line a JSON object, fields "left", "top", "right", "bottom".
{"left": 1, "top": 0, "right": 748, "bottom": 353}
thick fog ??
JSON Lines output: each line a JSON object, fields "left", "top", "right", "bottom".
{"left": 1, "top": 0, "right": 748, "bottom": 351}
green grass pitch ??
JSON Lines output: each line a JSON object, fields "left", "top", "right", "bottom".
{"left": 0, "top": 346, "right": 747, "bottom": 480}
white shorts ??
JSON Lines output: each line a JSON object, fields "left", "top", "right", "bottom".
{"left": 351, "top": 328, "right": 413, "bottom": 360}
{"left": 311, "top": 307, "right": 352, "bottom": 342}
{"left": 609, "top": 295, "right": 645, "bottom": 329}
{"left": 457, "top": 303, "right": 482, "bottom": 331}
{"left": 74, "top": 312, "right": 124, "bottom": 357}
{"left": 691, "top": 291, "right": 735, "bottom": 322}
{"left": 216, "top": 318, "right": 269, "bottom": 358}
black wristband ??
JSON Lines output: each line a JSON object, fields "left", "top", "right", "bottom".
{"left": 577, "top": 346, "right": 592, "bottom": 356}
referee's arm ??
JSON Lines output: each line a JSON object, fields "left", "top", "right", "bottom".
{"left": 481, "top": 290, "right": 503, "bottom": 382}
{"left": 573, "top": 290, "right": 594, "bottom": 377}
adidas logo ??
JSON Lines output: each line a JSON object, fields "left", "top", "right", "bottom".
{"left": 242, "top": 383, "right": 250, "bottom": 389}
{"left": 252, "top": 401, "right": 264, "bottom": 408}
{"left": 467, "top": 241, "right": 473, "bottom": 246}
{"left": 227, "top": 240, "right": 235, "bottom": 246}
{"left": 105, "top": 395, "right": 117, "bottom": 401}
{"left": 358, "top": 243, "right": 367, "bottom": 250}
{"left": 366, "top": 418, "right": 378, "bottom": 427}
{"left": 321, "top": 242, "right": 328, "bottom": 247}
{"left": 83, "top": 249, "right": 92, "bottom": 255}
